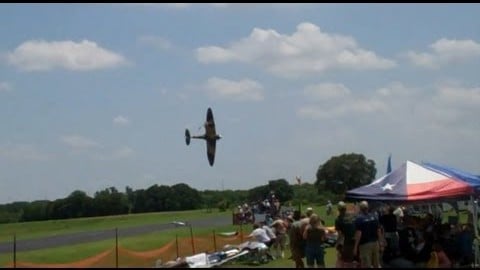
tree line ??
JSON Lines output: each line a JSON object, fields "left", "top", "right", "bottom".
{"left": 0, "top": 153, "right": 376, "bottom": 224}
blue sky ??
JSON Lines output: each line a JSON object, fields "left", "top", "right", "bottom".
{"left": 0, "top": 3, "right": 479, "bottom": 203}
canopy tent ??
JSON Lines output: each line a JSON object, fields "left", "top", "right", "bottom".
{"left": 345, "top": 160, "right": 480, "bottom": 266}
{"left": 345, "top": 160, "right": 480, "bottom": 202}
{"left": 422, "top": 162, "right": 480, "bottom": 190}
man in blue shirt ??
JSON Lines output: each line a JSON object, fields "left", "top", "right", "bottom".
{"left": 353, "top": 201, "right": 384, "bottom": 268}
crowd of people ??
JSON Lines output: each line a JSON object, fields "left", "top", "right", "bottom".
{"left": 245, "top": 199, "right": 476, "bottom": 268}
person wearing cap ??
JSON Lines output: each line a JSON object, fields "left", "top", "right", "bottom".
{"left": 354, "top": 200, "right": 383, "bottom": 268}
{"left": 335, "top": 201, "right": 356, "bottom": 268}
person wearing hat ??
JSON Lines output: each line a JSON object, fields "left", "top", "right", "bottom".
{"left": 335, "top": 201, "right": 356, "bottom": 268}
{"left": 354, "top": 201, "right": 383, "bottom": 268}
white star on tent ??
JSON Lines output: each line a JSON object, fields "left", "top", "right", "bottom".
{"left": 381, "top": 183, "right": 396, "bottom": 191}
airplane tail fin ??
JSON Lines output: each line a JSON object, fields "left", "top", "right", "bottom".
{"left": 185, "top": 129, "right": 191, "bottom": 145}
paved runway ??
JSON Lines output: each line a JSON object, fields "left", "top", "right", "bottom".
{"left": 0, "top": 214, "right": 233, "bottom": 254}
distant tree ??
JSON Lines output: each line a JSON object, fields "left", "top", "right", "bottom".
{"left": 47, "top": 198, "right": 70, "bottom": 220}
{"left": 145, "top": 184, "right": 169, "bottom": 212}
{"left": 268, "top": 178, "right": 294, "bottom": 203}
{"left": 125, "top": 186, "right": 135, "bottom": 214}
{"left": 315, "top": 153, "right": 376, "bottom": 196}
{"left": 171, "top": 183, "right": 203, "bottom": 210}
{"left": 64, "top": 190, "right": 94, "bottom": 218}
{"left": 0, "top": 202, "right": 27, "bottom": 223}
{"left": 156, "top": 185, "right": 175, "bottom": 211}
{"left": 20, "top": 200, "right": 49, "bottom": 222}
{"left": 132, "top": 189, "right": 148, "bottom": 213}
{"left": 93, "top": 187, "right": 129, "bottom": 216}
{"left": 201, "top": 190, "right": 219, "bottom": 212}
{"left": 248, "top": 185, "right": 270, "bottom": 203}
{"left": 291, "top": 183, "right": 322, "bottom": 206}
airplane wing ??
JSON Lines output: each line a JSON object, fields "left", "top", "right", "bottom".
{"left": 205, "top": 107, "right": 217, "bottom": 139}
{"left": 206, "top": 139, "right": 216, "bottom": 166}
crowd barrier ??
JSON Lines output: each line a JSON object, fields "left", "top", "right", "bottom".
{"left": 3, "top": 230, "right": 245, "bottom": 268}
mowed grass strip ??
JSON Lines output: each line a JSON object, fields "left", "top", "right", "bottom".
{"left": 0, "top": 223, "right": 243, "bottom": 266}
{"left": 0, "top": 209, "right": 229, "bottom": 243}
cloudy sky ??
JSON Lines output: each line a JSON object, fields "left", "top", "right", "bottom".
{"left": 0, "top": 4, "right": 479, "bottom": 203}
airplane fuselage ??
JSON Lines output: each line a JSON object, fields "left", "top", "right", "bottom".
{"left": 191, "top": 122, "right": 222, "bottom": 141}
{"left": 186, "top": 107, "right": 221, "bottom": 166}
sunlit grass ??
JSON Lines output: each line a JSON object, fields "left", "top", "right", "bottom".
{"left": 3, "top": 202, "right": 466, "bottom": 267}
{"left": 0, "top": 209, "right": 229, "bottom": 243}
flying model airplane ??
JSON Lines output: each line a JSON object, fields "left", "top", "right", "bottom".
{"left": 185, "top": 107, "right": 222, "bottom": 166}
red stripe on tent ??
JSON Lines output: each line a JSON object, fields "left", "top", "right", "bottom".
{"left": 407, "top": 179, "right": 473, "bottom": 200}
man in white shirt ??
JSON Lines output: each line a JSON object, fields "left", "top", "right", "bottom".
{"left": 261, "top": 222, "right": 277, "bottom": 247}
{"left": 248, "top": 223, "right": 272, "bottom": 246}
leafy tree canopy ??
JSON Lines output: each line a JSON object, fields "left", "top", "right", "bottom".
{"left": 315, "top": 153, "right": 376, "bottom": 197}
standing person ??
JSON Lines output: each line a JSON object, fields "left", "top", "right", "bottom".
{"left": 326, "top": 201, "right": 333, "bottom": 216}
{"left": 379, "top": 205, "right": 400, "bottom": 260}
{"left": 335, "top": 201, "right": 357, "bottom": 268}
{"left": 354, "top": 201, "right": 383, "bottom": 268}
{"left": 271, "top": 218, "right": 288, "bottom": 258}
{"left": 303, "top": 214, "right": 326, "bottom": 268}
{"left": 289, "top": 213, "right": 310, "bottom": 268}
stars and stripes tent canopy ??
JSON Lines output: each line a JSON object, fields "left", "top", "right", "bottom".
{"left": 422, "top": 161, "right": 480, "bottom": 190}
{"left": 345, "top": 160, "right": 480, "bottom": 202}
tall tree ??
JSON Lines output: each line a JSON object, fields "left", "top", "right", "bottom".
{"left": 315, "top": 153, "right": 377, "bottom": 196}
{"left": 268, "top": 178, "right": 294, "bottom": 203}
{"left": 171, "top": 183, "right": 203, "bottom": 210}
{"left": 93, "top": 187, "right": 129, "bottom": 216}
{"left": 65, "top": 190, "right": 94, "bottom": 218}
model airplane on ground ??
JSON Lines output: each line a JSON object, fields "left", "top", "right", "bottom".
{"left": 185, "top": 107, "right": 222, "bottom": 166}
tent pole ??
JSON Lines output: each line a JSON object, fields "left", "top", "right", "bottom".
{"left": 470, "top": 195, "right": 479, "bottom": 267}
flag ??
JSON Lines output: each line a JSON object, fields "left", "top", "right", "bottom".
{"left": 387, "top": 154, "right": 392, "bottom": 174}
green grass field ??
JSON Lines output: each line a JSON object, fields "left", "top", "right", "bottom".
{"left": 0, "top": 209, "right": 230, "bottom": 243}
{"left": 1, "top": 203, "right": 466, "bottom": 267}
{"left": 0, "top": 203, "right": 339, "bottom": 267}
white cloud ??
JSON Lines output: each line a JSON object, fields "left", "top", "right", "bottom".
{"left": 205, "top": 77, "right": 264, "bottom": 101}
{"left": 61, "top": 135, "right": 133, "bottom": 161}
{"left": 7, "top": 40, "right": 127, "bottom": 71}
{"left": 298, "top": 98, "right": 387, "bottom": 119}
{"left": 406, "top": 38, "right": 480, "bottom": 69}
{"left": 298, "top": 82, "right": 387, "bottom": 119}
{"left": 92, "top": 146, "right": 134, "bottom": 161}
{"left": 137, "top": 35, "right": 172, "bottom": 50}
{"left": 113, "top": 115, "right": 130, "bottom": 126}
{"left": 433, "top": 83, "right": 480, "bottom": 107}
{"left": 376, "top": 81, "right": 417, "bottom": 98}
{"left": 61, "top": 135, "right": 101, "bottom": 149}
{"left": 0, "top": 144, "right": 50, "bottom": 161}
{"left": 0, "top": 82, "right": 12, "bottom": 92}
{"left": 196, "top": 22, "right": 396, "bottom": 77}
{"left": 405, "top": 82, "right": 480, "bottom": 135}
{"left": 303, "top": 82, "right": 351, "bottom": 100}
{"left": 298, "top": 80, "right": 480, "bottom": 140}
